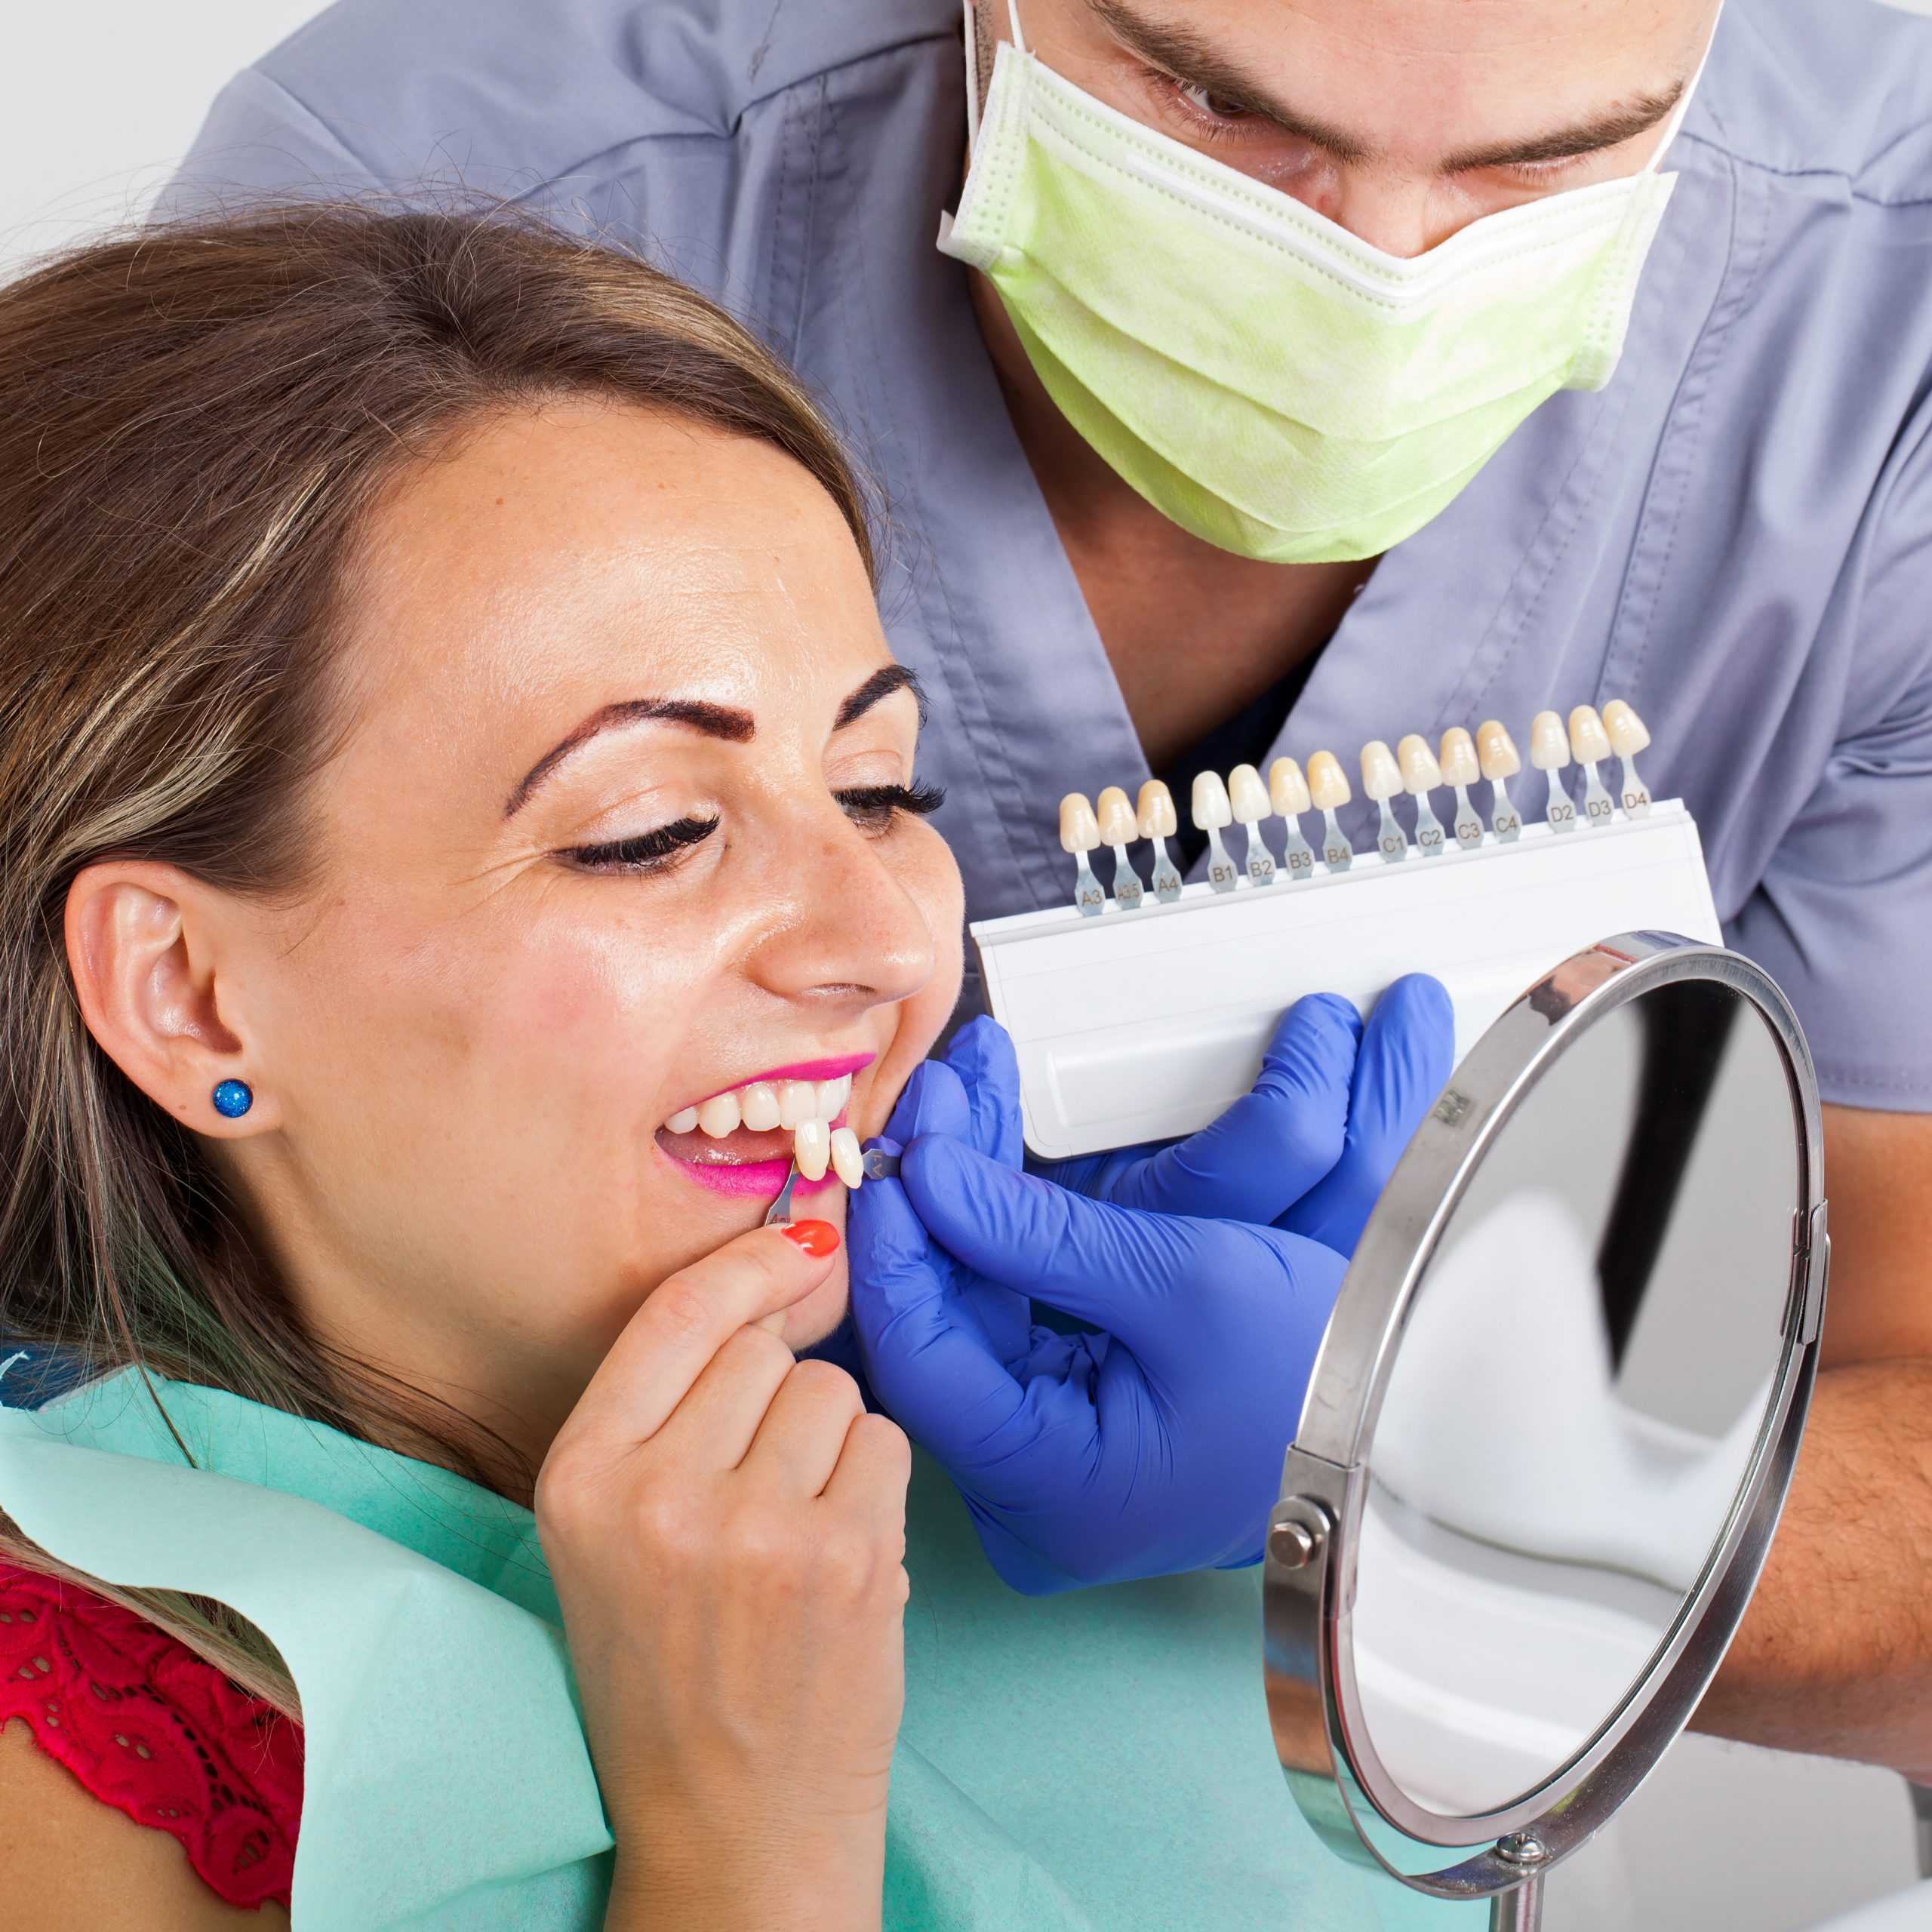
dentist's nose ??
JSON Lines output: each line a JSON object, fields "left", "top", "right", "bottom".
{"left": 1327, "top": 171, "right": 1452, "bottom": 259}
{"left": 748, "top": 802, "right": 940, "bottom": 1014}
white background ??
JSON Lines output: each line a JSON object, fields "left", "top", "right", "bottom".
{"left": 3, "top": 3, "right": 1929, "bottom": 1927}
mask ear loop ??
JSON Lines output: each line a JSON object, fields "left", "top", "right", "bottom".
{"left": 962, "top": 0, "right": 1026, "bottom": 155}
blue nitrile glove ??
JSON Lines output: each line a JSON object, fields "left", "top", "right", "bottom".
{"left": 1036, "top": 974, "right": 1454, "bottom": 1255}
{"left": 847, "top": 1069, "right": 1349, "bottom": 1593}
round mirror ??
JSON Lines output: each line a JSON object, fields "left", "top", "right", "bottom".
{"left": 1265, "top": 934, "right": 1826, "bottom": 1920}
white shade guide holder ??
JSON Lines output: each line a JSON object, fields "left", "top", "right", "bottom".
{"left": 973, "top": 802, "right": 1721, "bottom": 1160}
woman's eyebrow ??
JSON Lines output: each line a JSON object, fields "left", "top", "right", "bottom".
{"left": 504, "top": 697, "right": 755, "bottom": 817}
{"left": 836, "top": 665, "right": 927, "bottom": 730}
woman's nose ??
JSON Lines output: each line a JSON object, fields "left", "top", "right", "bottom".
{"left": 745, "top": 800, "right": 938, "bottom": 1014}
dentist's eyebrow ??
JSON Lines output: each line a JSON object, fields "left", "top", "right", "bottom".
{"left": 504, "top": 697, "right": 755, "bottom": 817}
{"left": 1084, "top": 0, "right": 1374, "bottom": 162}
{"left": 1441, "top": 87, "right": 1684, "bottom": 172}
{"left": 1087, "top": 0, "right": 1685, "bottom": 174}
{"left": 835, "top": 665, "right": 928, "bottom": 730}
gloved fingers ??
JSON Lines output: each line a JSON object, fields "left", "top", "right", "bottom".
{"left": 1277, "top": 973, "right": 1454, "bottom": 1255}
{"left": 903, "top": 1133, "right": 1282, "bottom": 1358}
{"left": 844, "top": 1164, "right": 1034, "bottom": 1468}
{"left": 940, "top": 1015, "right": 1026, "bottom": 1167}
{"left": 1097, "top": 993, "right": 1362, "bottom": 1222}
{"left": 880, "top": 1055, "right": 972, "bottom": 1149}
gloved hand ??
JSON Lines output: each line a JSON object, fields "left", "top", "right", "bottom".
{"left": 847, "top": 1056, "right": 1349, "bottom": 1593}
{"left": 1036, "top": 974, "right": 1454, "bottom": 1255}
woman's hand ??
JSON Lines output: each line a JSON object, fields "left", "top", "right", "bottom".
{"left": 537, "top": 1222, "right": 909, "bottom": 1932}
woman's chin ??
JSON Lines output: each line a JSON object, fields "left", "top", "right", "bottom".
{"left": 771, "top": 1263, "right": 851, "bottom": 1351}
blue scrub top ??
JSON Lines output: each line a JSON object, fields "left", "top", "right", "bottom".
{"left": 168, "top": 0, "right": 1932, "bottom": 1106}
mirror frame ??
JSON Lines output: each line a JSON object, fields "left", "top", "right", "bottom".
{"left": 1264, "top": 933, "right": 1827, "bottom": 1901}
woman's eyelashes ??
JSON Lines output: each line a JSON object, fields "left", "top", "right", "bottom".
{"left": 563, "top": 814, "right": 720, "bottom": 874}
{"left": 555, "top": 783, "right": 942, "bottom": 874}
{"left": 834, "top": 780, "right": 946, "bottom": 836}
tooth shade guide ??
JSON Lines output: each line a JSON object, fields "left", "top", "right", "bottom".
{"left": 793, "top": 1116, "right": 832, "bottom": 1181}
{"left": 1136, "top": 779, "right": 1180, "bottom": 841}
{"left": 972, "top": 801, "right": 1721, "bottom": 1161}
{"left": 1269, "top": 755, "right": 1318, "bottom": 884}
{"left": 829, "top": 1126, "right": 865, "bottom": 1189}
{"left": 1439, "top": 729, "right": 1486, "bottom": 852}
{"left": 1094, "top": 786, "right": 1146, "bottom": 910}
{"left": 1395, "top": 735, "right": 1446, "bottom": 860}
{"left": 1269, "top": 758, "right": 1312, "bottom": 818}
{"left": 1226, "top": 765, "right": 1278, "bottom": 888}
{"left": 1602, "top": 700, "right": 1654, "bottom": 815}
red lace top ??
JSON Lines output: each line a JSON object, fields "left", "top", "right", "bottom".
{"left": 0, "top": 1560, "right": 303, "bottom": 1910}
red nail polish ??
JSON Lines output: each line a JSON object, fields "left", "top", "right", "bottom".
{"left": 780, "top": 1220, "right": 841, "bottom": 1258}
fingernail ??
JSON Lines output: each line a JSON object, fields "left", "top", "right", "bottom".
{"left": 780, "top": 1219, "right": 840, "bottom": 1257}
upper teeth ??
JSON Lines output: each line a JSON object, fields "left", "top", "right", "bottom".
{"left": 663, "top": 1073, "right": 864, "bottom": 1186}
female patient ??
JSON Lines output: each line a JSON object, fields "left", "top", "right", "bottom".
{"left": 0, "top": 211, "right": 1444, "bottom": 1932}
{"left": 0, "top": 209, "right": 955, "bottom": 1929}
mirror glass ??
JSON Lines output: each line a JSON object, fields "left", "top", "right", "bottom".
{"left": 1352, "top": 979, "right": 1798, "bottom": 1819}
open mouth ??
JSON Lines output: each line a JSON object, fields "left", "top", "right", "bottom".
{"left": 655, "top": 1057, "right": 873, "bottom": 1200}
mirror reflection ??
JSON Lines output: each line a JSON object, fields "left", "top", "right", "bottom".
{"left": 1353, "top": 981, "right": 1798, "bottom": 1818}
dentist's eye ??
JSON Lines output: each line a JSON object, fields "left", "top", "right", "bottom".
{"left": 563, "top": 814, "right": 720, "bottom": 874}
{"left": 1175, "top": 79, "right": 1254, "bottom": 124}
{"left": 835, "top": 780, "right": 946, "bottom": 835}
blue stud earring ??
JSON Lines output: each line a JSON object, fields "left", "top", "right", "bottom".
{"left": 211, "top": 1079, "right": 254, "bottom": 1120}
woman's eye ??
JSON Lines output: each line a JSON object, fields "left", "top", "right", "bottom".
{"left": 835, "top": 780, "right": 946, "bottom": 836}
{"left": 561, "top": 814, "right": 719, "bottom": 874}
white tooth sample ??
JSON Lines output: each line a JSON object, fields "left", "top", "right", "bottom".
{"left": 1306, "top": 751, "right": 1354, "bottom": 872}
{"left": 1476, "top": 719, "right": 1524, "bottom": 843}
{"left": 738, "top": 1082, "right": 781, "bottom": 1132}
{"left": 666, "top": 1106, "right": 700, "bottom": 1135}
{"left": 815, "top": 1075, "right": 849, "bottom": 1120}
{"left": 1567, "top": 705, "right": 1616, "bottom": 827}
{"left": 697, "top": 1091, "right": 742, "bottom": 1138}
{"left": 1136, "top": 780, "right": 1185, "bottom": 902}
{"left": 1438, "top": 728, "right": 1485, "bottom": 851}
{"left": 829, "top": 1126, "right": 865, "bottom": 1189}
{"left": 777, "top": 1080, "right": 817, "bottom": 1130}
{"left": 1060, "top": 792, "right": 1106, "bottom": 918}
{"left": 1529, "top": 709, "right": 1577, "bottom": 832}
{"left": 1227, "top": 763, "right": 1276, "bottom": 886}
{"left": 1602, "top": 699, "right": 1653, "bottom": 816}
{"left": 1359, "top": 740, "right": 1408, "bottom": 862}
{"left": 1095, "top": 785, "right": 1145, "bottom": 910}
{"left": 1267, "top": 758, "right": 1317, "bottom": 881}
{"left": 793, "top": 1117, "right": 832, "bottom": 1181}
{"left": 1396, "top": 734, "right": 1447, "bottom": 860}
{"left": 1192, "top": 770, "right": 1239, "bottom": 892}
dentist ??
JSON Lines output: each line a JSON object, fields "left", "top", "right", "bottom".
{"left": 173, "top": 0, "right": 1932, "bottom": 1776}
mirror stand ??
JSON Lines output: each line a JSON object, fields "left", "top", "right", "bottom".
{"left": 1489, "top": 1876, "right": 1543, "bottom": 1932}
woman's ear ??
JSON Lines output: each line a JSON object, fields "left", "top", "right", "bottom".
{"left": 64, "top": 861, "right": 279, "bottom": 1137}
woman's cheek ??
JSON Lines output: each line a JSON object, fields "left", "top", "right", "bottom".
{"left": 863, "top": 820, "right": 966, "bottom": 1135}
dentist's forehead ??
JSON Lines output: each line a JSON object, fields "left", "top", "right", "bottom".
{"left": 1054, "top": 0, "right": 1713, "bottom": 168}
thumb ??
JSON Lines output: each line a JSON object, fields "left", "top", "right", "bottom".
{"left": 1278, "top": 973, "right": 1454, "bottom": 1254}
{"left": 903, "top": 1133, "right": 1229, "bottom": 1355}
{"left": 1100, "top": 993, "right": 1361, "bottom": 1220}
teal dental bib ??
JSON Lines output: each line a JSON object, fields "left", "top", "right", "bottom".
{"left": 0, "top": 1369, "right": 1468, "bottom": 1930}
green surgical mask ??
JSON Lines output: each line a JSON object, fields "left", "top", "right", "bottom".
{"left": 940, "top": 2, "right": 1709, "bottom": 565}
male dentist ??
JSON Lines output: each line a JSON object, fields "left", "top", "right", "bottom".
{"left": 173, "top": 0, "right": 1932, "bottom": 1780}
